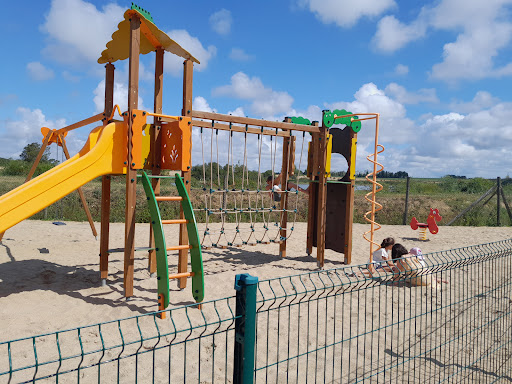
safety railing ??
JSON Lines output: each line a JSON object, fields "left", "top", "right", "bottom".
{"left": 1, "top": 239, "right": 512, "bottom": 383}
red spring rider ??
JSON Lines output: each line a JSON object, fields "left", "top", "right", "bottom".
{"left": 410, "top": 208, "right": 442, "bottom": 241}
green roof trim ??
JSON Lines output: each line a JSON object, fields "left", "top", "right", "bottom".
{"left": 322, "top": 109, "right": 361, "bottom": 133}
{"left": 287, "top": 116, "right": 311, "bottom": 126}
{"left": 131, "top": 2, "right": 154, "bottom": 23}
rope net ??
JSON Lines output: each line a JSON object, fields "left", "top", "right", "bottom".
{"left": 192, "top": 123, "right": 307, "bottom": 249}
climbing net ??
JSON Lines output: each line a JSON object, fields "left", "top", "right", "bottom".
{"left": 193, "top": 122, "right": 307, "bottom": 249}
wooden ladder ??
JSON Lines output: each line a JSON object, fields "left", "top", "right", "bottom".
{"left": 141, "top": 171, "right": 204, "bottom": 315}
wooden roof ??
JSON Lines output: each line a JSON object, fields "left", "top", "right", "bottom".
{"left": 98, "top": 9, "right": 200, "bottom": 65}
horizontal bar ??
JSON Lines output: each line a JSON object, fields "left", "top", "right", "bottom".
{"left": 191, "top": 110, "right": 321, "bottom": 134}
{"left": 107, "top": 247, "right": 154, "bottom": 253}
{"left": 167, "top": 245, "right": 192, "bottom": 251}
{"left": 156, "top": 196, "right": 182, "bottom": 201}
{"left": 162, "top": 219, "right": 187, "bottom": 224}
{"left": 307, "top": 179, "right": 352, "bottom": 184}
{"left": 192, "top": 119, "right": 289, "bottom": 138}
{"left": 169, "top": 271, "right": 195, "bottom": 280}
{"left": 136, "top": 174, "right": 180, "bottom": 179}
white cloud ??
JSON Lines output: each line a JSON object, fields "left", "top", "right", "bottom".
{"left": 384, "top": 83, "right": 438, "bottom": 104}
{"left": 299, "top": 0, "right": 396, "bottom": 28}
{"left": 372, "top": 0, "right": 512, "bottom": 82}
{"left": 372, "top": 15, "right": 428, "bottom": 53}
{"left": 229, "top": 48, "right": 254, "bottom": 62}
{"left": 164, "top": 30, "right": 217, "bottom": 76}
{"left": 40, "top": 0, "right": 123, "bottom": 66}
{"left": 209, "top": 9, "right": 232, "bottom": 36}
{"left": 227, "top": 107, "right": 246, "bottom": 117}
{"left": 27, "top": 62, "right": 55, "bottom": 81}
{"left": 62, "top": 71, "right": 80, "bottom": 83}
{"left": 394, "top": 64, "right": 409, "bottom": 75}
{"left": 213, "top": 72, "right": 294, "bottom": 117}
{"left": 0, "top": 108, "right": 66, "bottom": 159}
{"left": 449, "top": 91, "right": 500, "bottom": 113}
{"left": 193, "top": 96, "right": 217, "bottom": 113}
{"left": 93, "top": 80, "right": 145, "bottom": 113}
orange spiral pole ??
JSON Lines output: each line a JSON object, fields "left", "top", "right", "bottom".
{"left": 361, "top": 114, "right": 383, "bottom": 263}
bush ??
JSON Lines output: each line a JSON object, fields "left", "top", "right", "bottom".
{"left": 2, "top": 160, "right": 29, "bottom": 176}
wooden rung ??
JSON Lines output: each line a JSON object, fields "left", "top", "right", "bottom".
{"left": 156, "top": 196, "right": 182, "bottom": 201}
{"left": 162, "top": 219, "right": 188, "bottom": 225}
{"left": 169, "top": 271, "right": 195, "bottom": 280}
{"left": 166, "top": 245, "right": 192, "bottom": 251}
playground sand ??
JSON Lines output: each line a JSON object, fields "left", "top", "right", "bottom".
{"left": 0, "top": 220, "right": 510, "bottom": 342}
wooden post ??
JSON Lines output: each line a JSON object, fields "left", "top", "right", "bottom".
{"left": 306, "top": 123, "right": 319, "bottom": 256}
{"left": 497, "top": 177, "right": 501, "bottom": 227}
{"left": 59, "top": 135, "right": 97, "bottom": 237}
{"left": 403, "top": 176, "right": 410, "bottom": 225}
{"left": 100, "top": 62, "right": 115, "bottom": 285}
{"left": 148, "top": 47, "right": 164, "bottom": 275}
{"left": 279, "top": 124, "right": 292, "bottom": 258}
{"left": 124, "top": 15, "right": 140, "bottom": 298}
{"left": 500, "top": 187, "right": 512, "bottom": 224}
{"left": 316, "top": 116, "right": 328, "bottom": 268}
{"left": 343, "top": 128, "right": 357, "bottom": 265}
{"left": 178, "top": 59, "right": 193, "bottom": 289}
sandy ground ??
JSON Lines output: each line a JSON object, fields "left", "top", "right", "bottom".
{"left": 0, "top": 220, "right": 510, "bottom": 343}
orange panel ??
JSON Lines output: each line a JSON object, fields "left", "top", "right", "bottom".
{"left": 41, "top": 127, "right": 68, "bottom": 146}
{"left": 125, "top": 109, "right": 147, "bottom": 169}
{"left": 160, "top": 117, "right": 191, "bottom": 171}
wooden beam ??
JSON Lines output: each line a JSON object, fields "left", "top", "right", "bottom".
{"left": 190, "top": 119, "right": 290, "bottom": 138}
{"left": 124, "top": 15, "right": 141, "bottom": 298}
{"left": 178, "top": 59, "right": 194, "bottom": 289}
{"left": 148, "top": 47, "right": 164, "bottom": 275}
{"left": 191, "top": 110, "right": 321, "bottom": 134}
{"left": 26, "top": 131, "right": 53, "bottom": 182}
{"left": 100, "top": 62, "right": 115, "bottom": 284}
{"left": 343, "top": 128, "right": 357, "bottom": 265}
{"left": 279, "top": 133, "right": 291, "bottom": 258}
{"left": 500, "top": 188, "right": 512, "bottom": 223}
{"left": 306, "top": 122, "right": 319, "bottom": 256}
{"left": 316, "top": 117, "right": 328, "bottom": 268}
{"left": 54, "top": 113, "right": 104, "bottom": 136}
{"left": 59, "top": 134, "right": 98, "bottom": 238}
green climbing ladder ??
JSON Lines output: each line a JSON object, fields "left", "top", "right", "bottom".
{"left": 141, "top": 171, "right": 204, "bottom": 310}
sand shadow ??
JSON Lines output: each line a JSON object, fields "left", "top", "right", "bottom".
{"left": 0, "top": 259, "right": 155, "bottom": 314}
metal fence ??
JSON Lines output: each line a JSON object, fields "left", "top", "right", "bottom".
{"left": 2, "top": 239, "right": 512, "bottom": 383}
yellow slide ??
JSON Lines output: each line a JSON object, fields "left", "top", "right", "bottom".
{"left": 0, "top": 122, "right": 127, "bottom": 233}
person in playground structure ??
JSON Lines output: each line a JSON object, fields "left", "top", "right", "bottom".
{"left": 368, "top": 237, "right": 396, "bottom": 273}
{"left": 265, "top": 174, "right": 309, "bottom": 202}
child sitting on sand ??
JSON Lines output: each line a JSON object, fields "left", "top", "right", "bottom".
{"left": 368, "top": 237, "right": 396, "bottom": 273}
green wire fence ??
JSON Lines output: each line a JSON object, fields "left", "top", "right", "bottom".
{"left": 1, "top": 239, "right": 512, "bottom": 383}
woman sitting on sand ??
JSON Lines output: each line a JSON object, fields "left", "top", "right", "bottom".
{"left": 391, "top": 244, "right": 438, "bottom": 287}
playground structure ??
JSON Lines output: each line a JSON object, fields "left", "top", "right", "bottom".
{"left": 0, "top": 5, "right": 383, "bottom": 311}
{"left": 410, "top": 208, "right": 442, "bottom": 240}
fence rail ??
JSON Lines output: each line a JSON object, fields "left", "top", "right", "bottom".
{"left": 2, "top": 239, "right": 512, "bottom": 383}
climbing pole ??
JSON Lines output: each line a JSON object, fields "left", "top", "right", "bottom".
{"left": 141, "top": 171, "right": 204, "bottom": 315}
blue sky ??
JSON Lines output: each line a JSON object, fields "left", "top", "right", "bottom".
{"left": 1, "top": 0, "right": 512, "bottom": 178}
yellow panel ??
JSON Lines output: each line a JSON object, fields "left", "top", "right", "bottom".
{"left": 325, "top": 133, "right": 332, "bottom": 178}
{"left": 141, "top": 124, "right": 152, "bottom": 169}
{"left": 98, "top": 9, "right": 200, "bottom": 64}
{"left": 0, "top": 122, "right": 127, "bottom": 233}
{"left": 350, "top": 137, "right": 357, "bottom": 180}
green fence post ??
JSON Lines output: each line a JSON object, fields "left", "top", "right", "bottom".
{"left": 233, "top": 273, "right": 258, "bottom": 384}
